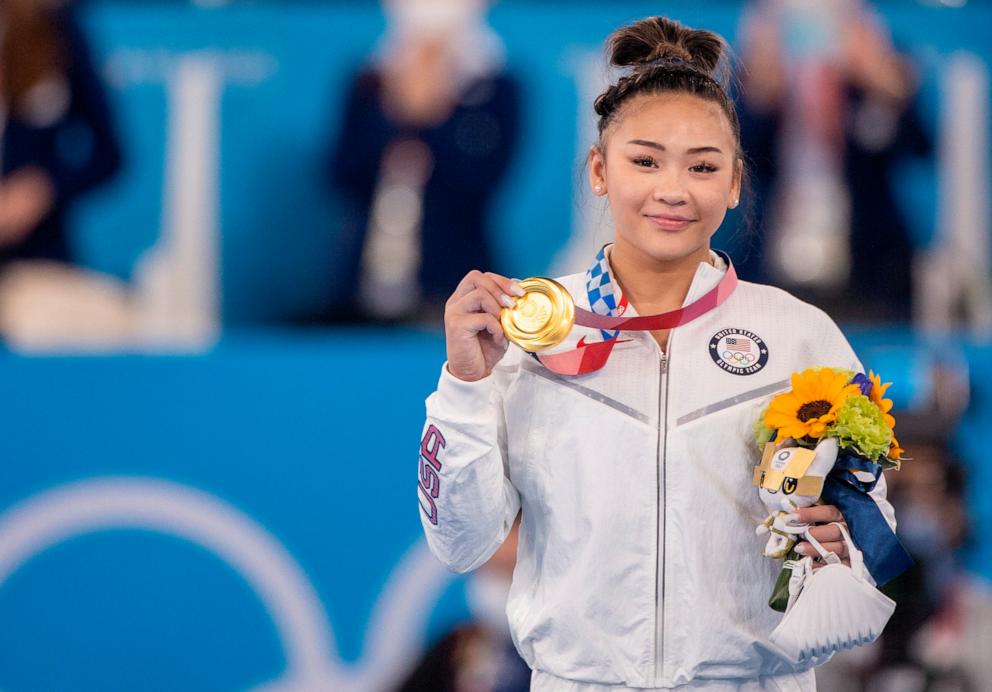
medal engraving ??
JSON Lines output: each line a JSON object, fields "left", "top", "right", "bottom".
{"left": 515, "top": 293, "right": 553, "bottom": 332}
{"left": 500, "top": 277, "right": 575, "bottom": 352}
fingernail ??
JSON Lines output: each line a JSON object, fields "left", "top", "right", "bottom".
{"left": 500, "top": 294, "right": 516, "bottom": 308}
{"left": 784, "top": 513, "right": 800, "bottom": 525}
{"left": 509, "top": 280, "right": 525, "bottom": 297}
{"left": 795, "top": 545, "right": 808, "bottom": 556}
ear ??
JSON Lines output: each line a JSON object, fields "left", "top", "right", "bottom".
{"left": 729, "top": 158, "right": 743, "bottom": 209}
{"left": 588, "top": 144, "right": 607, "bottom": 195}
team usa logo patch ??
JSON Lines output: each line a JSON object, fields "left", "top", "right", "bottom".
{"left": 709, "top": 328, "right": 769, "bottom": 376}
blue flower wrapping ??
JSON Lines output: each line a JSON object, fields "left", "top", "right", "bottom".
{"left": 821, "top": 452, "right": 913, "bottom": 586}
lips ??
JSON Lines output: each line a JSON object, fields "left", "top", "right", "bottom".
{"left": 646, "top": 214, "right": 696, "bottom": 231}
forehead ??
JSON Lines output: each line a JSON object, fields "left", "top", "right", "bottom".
{"left": 606, "top": 92, "right": 735, "bottom": 149}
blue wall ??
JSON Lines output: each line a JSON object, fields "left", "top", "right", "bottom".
{"left": 0, "top": 329, "right": 463, "bottom": 690}
{"left": 1, "top": 2, "right": 989, "bottom": 690}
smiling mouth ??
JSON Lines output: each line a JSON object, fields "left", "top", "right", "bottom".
{"left": 646, "top": 215, "right": 696, "bottom": 231}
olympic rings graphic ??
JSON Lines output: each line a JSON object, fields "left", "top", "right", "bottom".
{"left": 721, "top": 350, "right": 756, "bottom": 365}
{"left": 709, "top": 330, "right": 769, "bottom": 375}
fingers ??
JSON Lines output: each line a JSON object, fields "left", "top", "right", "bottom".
{"left": 795, "top": 539, "right": 848, "bottom": 560}
{"left": 454, "top": 311, "right": 505, "bottom": 343}
{"left": 447, "top": 290, "right": 505, "bottom": 346}
{"left": 795, "top": 518, "right": 851, "bottom": 562}
{"left": 456, "top": 287, "right": 504, "bottom": 320}
{"left": 791, "top": 504, "right": 845, "bottom": 526}
{"left": 446, "top": 271, "right": 526, "bottom": 343}
{"left": 450, "top": 270, "right": 524, "bottom": 306}
{"left": 805, "top": 522, "right": 848, "bottom": 545}
{"left": 790, "top": 504, "right": 853, "bottom": 567}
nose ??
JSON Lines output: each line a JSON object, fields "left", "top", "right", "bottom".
{"left": 652, "top": 170, "right": 688, "bottom": 206}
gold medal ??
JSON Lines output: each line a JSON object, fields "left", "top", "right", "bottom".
{"left": 500, "top": 277, "right": 575, "bottom": 352}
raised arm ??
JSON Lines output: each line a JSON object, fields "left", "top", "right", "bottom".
{"left": 418, "top": 271, "right": 524, "bottom": 573}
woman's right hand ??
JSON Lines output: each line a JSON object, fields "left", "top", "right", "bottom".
{"left": 444, "top": 271, "right": 524, "bottom": 382}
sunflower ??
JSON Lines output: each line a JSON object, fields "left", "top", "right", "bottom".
{"left": 764, "top": 368, "right": 861, "bottom": 440}
{"left": 889, "top": 436, "right": 904, "bottom": 461}
{"left": 868, "top": 370, "right": 896, "bottom": 429}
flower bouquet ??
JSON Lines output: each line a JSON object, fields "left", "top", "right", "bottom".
{"left": 752, "top": 367, "right": 908, "bottom": 612}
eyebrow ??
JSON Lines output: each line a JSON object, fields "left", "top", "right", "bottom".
{"left": 626, "top": 139, "right": 724, "bottom": 155}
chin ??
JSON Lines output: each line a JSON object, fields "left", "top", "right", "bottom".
{"left": 636, "top": 235, "right": 708, "bottom": 264}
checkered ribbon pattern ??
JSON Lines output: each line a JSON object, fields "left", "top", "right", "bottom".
{"left": 534, "top": 245, "right": 738, "bottom": 376}
{"left": 585, "top": 245, "right": 629, "bottom": 342}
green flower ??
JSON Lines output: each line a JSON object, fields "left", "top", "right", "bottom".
{"left": 828, "top": 394, "right": 893, "bottom": 462}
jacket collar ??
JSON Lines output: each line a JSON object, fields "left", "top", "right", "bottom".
{"left": 585, "top": 244, "right": 729, "bottom": 319}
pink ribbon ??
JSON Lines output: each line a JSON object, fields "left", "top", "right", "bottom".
{"left": 537, "top": 258, "right": 738, "bottom": 375}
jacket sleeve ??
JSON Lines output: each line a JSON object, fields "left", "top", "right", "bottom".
{"left": 418, "top": 363, "right": 521, "bottom": 574}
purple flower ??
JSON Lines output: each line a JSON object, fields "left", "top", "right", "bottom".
{"left": 851, "top": 373, "right": 873, "bottom": 396}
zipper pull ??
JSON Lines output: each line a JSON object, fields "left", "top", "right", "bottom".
{"left": 660, "top": 353, "right": 668, "bottom": 374}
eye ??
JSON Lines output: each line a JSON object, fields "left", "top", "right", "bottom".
{"left": 782, "top": 477, "right": 798, "bottom": 494}
{"left": 690, "top": 163, "right": 718, "bottom": 174}
{"left": 632, "top": 156, "right": 657, "bottom": 168}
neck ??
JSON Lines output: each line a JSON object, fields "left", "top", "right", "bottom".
{"left": 608, "top": 240, "right": 713, "bottom": 313}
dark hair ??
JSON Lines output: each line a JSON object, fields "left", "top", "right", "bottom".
{"left": 0, "top": 0, "right": 67, "bottom": 109}
{"left": 594, "top": 16, "right": 740, "bottom": 156}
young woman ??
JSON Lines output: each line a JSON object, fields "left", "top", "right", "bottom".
{"left": 418, "top": 16, "right": 895, "bottom": 692}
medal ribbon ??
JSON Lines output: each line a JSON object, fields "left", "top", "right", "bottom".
{"left": 536, "top": 246, "right": 738, "bottom": 375}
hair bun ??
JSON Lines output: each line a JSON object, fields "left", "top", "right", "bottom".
{"left": 607, "top": 16, "right": 725, "bottom": 78}
{"left": 593, "top": 16, "right": 740, "bottom": 142}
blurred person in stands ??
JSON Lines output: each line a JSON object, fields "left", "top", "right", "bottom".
{"left": 398, "top": 518, "right": 529, "bottom": 692}
{"left": 819, "top": 435, "right": 979, "bottom": 692}
{"left": 815, "top": 355, "right": 989, "bottom": 691}
{"left": 873, "top": 438, "right": 973, "bottom": 690}
{"left": 326, "top": 0, "right": 519, "bottom": 323}
{"left": 738, "top": 0, "right": 931, "bottom": 321}
{"left": 0, "top": 0, "right": 121, "bottom": 268}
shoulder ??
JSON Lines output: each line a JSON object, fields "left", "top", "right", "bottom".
{"left": 732, "top": 280, "right": 862, "bottom": 370}
{"left": 733, "top": 280, "right": 839, "bottom": 326}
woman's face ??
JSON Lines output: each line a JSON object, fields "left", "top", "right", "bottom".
{"left": 589, "top": 92, "right": 742, "bottom": 266}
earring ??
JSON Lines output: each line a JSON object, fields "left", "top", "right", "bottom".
{"left": 594, "top": 185, "right": 603, "bottom": 194}
{"left": 730, "top": 198, "right": 739, "bottom": 209}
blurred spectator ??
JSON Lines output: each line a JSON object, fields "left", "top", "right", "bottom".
{"left": 816, "top": 355, "right": 992, "bottom": 691}
{"left": 0, "top": 0, "right": 121, "bottom": 267}
{"left": 738, "top": 0, "right": 932, "bottom": 322}
{"left": 397, "top": 518, "right": 529, "bottom": 692}
{"left": 0, "top": 0, "right": 131, "bottom": 350}
{"left": 818, "top": 435, "right": 986, "bottom": 691}
{"left": 326, "top": 0, "right": 520, "bottom": 323}
{"left": 871, "top": 439, "right": 972, "bottom": 689}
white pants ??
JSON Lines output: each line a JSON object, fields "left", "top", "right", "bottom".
{"left": 530, "top": 669, "right": 816, "bottom": 692}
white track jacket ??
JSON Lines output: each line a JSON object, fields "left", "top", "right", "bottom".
{"left": 418, "top": 254, "right": 896, "bottom": 690}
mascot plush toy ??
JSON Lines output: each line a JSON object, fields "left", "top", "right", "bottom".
{"left": 754, "top": 437, "right": 838, "bottom": 558}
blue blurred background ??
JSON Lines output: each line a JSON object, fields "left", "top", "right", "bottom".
{"left": 0, "top": 1, "right": 990, "bottom": 690}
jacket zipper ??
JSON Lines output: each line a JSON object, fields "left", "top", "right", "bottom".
{"left": 654, "top": 342, "right": 671, "bottom": 684}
